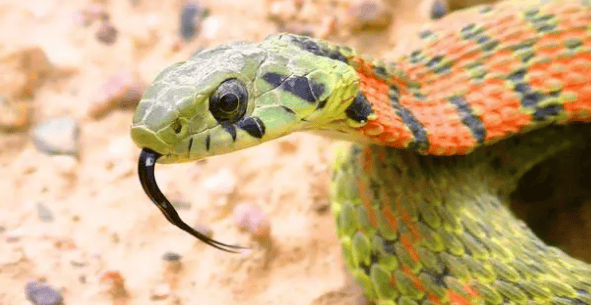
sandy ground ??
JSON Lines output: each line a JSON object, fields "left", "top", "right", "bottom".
{"left": 1, "top": 0, "right": 591, "bottom": 304}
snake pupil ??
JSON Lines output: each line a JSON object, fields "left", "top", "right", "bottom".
{"left": 219, "top": 93, "right": 239, "bottom": 112}
{"left": 209, "top": 79, "right": 248, "bottom": 124}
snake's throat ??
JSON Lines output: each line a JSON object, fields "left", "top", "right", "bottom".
{"left": 137, "top": 148, "right": 243, "bottom": 252}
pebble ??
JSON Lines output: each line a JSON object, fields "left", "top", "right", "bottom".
{"left": 430, "top": 0, "right": 449, "bottom": 19}
{"left": 88, "top": 70, "right": 145, "bottom": 118}
{"left": 233, "top": 204, "right": 271, "bottom": 240}
{"left": 32, "top": 117, "right": 80, "bottom": 156}
{"left": 179, "top": 2, "right": 203, "bottom": 41}
{"left": 99, "top": 270, "right": 128, "bottom": 299}
{"left": 162, "top": 252, "right": 181, "bottom": 268}
{"left": 162, "top": 252, "right": 183, "bottom": 289}
{"left": 96, "top": 21, "right": 118, "bottom": 45}
{"left": 36, "top": 202, "right": 54, "bottom": 222}
{"left": 345, "top": 0, "right": 392, "bottom": 32}
{"left": 25, "top": 281, "right": 64, "bottom": 305}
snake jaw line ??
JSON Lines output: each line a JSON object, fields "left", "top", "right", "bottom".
{"left": 137, "top": 148, "right": 244, "bottom": 253}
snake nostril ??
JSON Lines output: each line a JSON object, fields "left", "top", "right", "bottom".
{"left": 172, "top": 118, "right": 182, "bottom": 134}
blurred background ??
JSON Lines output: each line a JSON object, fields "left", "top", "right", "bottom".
{"left": 1, "top": 0, "right": 589, "bottom": 304}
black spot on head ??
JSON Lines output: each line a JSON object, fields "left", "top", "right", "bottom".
{"left": 237, "top": 116, "right": 265, "bottom": 138}
{"left": 345, "top": 93, "right": 373, "bottom": 123}
{"left": 262, "top": 72, "right": 286, "bottom": 88}
{"left": 205, "top": 134, "right": 211, "bottom": 151}
{"left": 534, "top": 104, "right": 563, "bottom": 120}
{"left": 222, "top": 123, "right": 237, "bottom": 141}
{"left": 263, "top": 73, "right": 325, "bottom": 104}
{"left": 522, "top": 91, "right": 545, "bottom": 107}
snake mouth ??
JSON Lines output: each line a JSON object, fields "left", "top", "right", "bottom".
{"left": 138, "top": 148, "right": 243, "bottom": 252}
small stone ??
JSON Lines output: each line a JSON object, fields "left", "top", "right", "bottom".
{"left": 430, "top": 0, "right": 449, "bottom": 19}
{"left": 96, "top": 21, "right": 118, "bottom": 45}
{"left": 179, "top": 2, "right": 203, "bottom": 41}
{"left": 202, "top": 168, "right": 236, "bottom": 195}
{"left": 100, "top": 270, "right": 128, "bottom": 299}
{"left": 32, "top": 117, "right": 80, "bottom": 156}
{"left": 25, "top": 281, "right": 64, "bottom": 305}
{"left": 162, "top": 251, "right": 183, "bottom": 289}
{"left": 88, "top": 71, "right": 145, "bottom": 118}
{"left": 345, "top": 0, "right": 392, "bottom": 32}
{"left": 233, "top": 204, "right": 271, "bottom": 240}
{"left": 36, "top": 202, "right": 53, "bottom": 222}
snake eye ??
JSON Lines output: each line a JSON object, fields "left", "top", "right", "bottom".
{"left": 209, "top": 79, "right": 248, "bottom": 124}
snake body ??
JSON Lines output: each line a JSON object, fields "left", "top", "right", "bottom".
{"left": 131, "top": 0, "right": 591, "bottom": 303}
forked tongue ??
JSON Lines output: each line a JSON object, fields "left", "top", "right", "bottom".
{"left": 138, "top": 148, "right": 243, "bottom": 252}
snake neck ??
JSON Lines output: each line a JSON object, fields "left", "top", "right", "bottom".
{"left": 332, "top": 124, "right": 591, "bottom": 303}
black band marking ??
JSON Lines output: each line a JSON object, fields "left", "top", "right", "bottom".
{"left": 237, "top": 116, "right": 265, "bottom": 138}
{"left": 388, "top": 87, "right": 429, "bottom": 151}
{"left": 222, "top": 123, "right": 237, "bottom": 141}
{"left": 205, "top": 134, "right": 211, "bottom": 151}
{"left": 345, "top": 93, "right": 373, "bottom": 123}
{"left": 449, "top": 96, "right": 486, "bottom": 143}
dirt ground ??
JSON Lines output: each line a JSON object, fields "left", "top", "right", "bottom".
{"left": 2, "top": 0, "right": 591, "bottom": 304}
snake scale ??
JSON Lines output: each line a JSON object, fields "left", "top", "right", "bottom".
{"left": 131, "top": 0, "right": 591, "bottom": 304}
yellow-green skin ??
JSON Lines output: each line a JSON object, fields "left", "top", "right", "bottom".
{"left": 131, "top": 1, "right": 591, "bottom": 303}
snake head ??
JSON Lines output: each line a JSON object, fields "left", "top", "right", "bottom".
{"left": 131, "top": 34, "right": 359, "bottom": 163}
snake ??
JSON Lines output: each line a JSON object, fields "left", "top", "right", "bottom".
{"left": 131, "top": 0, "right": 591, "bottom": 303}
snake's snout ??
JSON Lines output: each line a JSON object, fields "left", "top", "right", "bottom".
{"left": 137, "top": 148, "right": 244, "bottom": 253}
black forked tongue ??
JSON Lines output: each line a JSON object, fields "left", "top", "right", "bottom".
{"left": 138, "top": 148, "right": 243, "bottom": 253}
